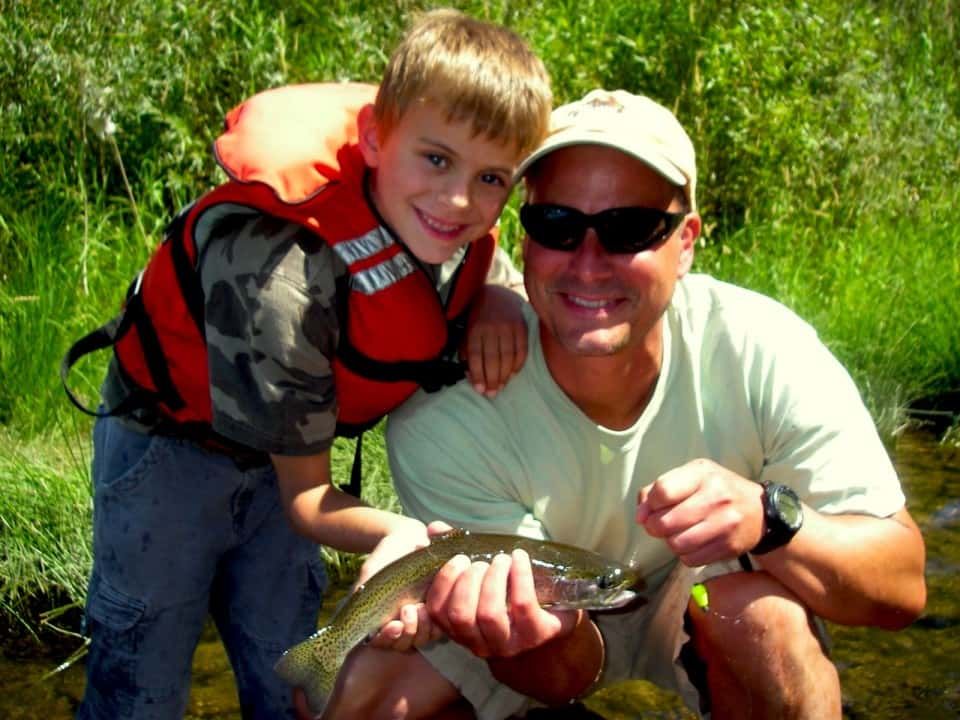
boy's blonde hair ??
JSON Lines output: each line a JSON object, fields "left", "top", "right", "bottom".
{"left": 375, "top": 9, "right": 551, "bottom": 159}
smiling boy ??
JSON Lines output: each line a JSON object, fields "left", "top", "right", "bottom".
{"left": 65, "top": 10, "right": 551, "bottom": 718}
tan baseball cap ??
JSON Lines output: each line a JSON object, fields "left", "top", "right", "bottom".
{"left": 514, "top": 89, "right": 697, "bottom": 211}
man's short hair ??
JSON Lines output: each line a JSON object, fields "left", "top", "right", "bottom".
{"left": 375, "top": 9, "right": 552, "bottom": 159}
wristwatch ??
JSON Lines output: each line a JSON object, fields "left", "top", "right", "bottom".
{"left": 750, "top": 482, "right": 803, "bottom": 555}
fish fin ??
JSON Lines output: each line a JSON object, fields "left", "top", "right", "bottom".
{"left": 274, "top": 627, "right": 335, "bottom": 714}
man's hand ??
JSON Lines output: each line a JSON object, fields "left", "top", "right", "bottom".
{"left": 462, "top": 284, "right": 528, "bottom": 397}
{"left": 636, "top": 458, "right": 766, "bottom": 566}
{"left": 425, "top": 548, "right": 579, "bottom": 658}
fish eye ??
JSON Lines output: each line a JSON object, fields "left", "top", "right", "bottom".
{"left": 597, "top": 568, "right": 622, "bottom": 590}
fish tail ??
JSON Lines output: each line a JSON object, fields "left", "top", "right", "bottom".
{"left": 274, "top": 627, "right": 337, "bottom": 714}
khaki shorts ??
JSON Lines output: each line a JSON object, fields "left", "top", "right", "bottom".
{"left": 418, "top": 560, "right": 748, "bottom": 720}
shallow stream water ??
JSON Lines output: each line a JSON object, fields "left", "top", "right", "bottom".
{"left": 3, "top": 430, "right": 958, "bottom": 718}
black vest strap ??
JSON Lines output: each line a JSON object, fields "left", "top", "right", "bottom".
{"left": 334, "top": 299, "right": 472, "bottom": 394}
{"left": 335, "top": 336, "right": 467, "bottom": 392}
{"left": 61, "top": 314, "right": 145, "bottom": 417}
{"left": 60, "top": 279, "right": 184, "bottom": 417}
{"left": 342, "top": 433, "right": 363, "bottom": 498}
{"left": 167, "top": 208, "right": 205, "bottom": 334}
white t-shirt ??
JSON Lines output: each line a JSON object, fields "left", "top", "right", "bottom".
{"left": 387, "top": 273, "right": 904, "bottom": 587}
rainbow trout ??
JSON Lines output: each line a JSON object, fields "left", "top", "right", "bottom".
{"left": 274, "top": 529, "right": 643, "bottom": 714}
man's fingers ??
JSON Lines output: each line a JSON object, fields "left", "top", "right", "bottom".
{"left": 506, "top": 549, "right": 540, "bottom": 622}
{"left": 637, "top": 463, "right": 705, "bottom": 514}
{"left": 445, "top": 560, "right": 489, "bottom": 654}
{"left": 475, "top": 553, "right": 512, "bottom": 654}
{"left": 426, "top": 554, "right": 472, "bottom": 625}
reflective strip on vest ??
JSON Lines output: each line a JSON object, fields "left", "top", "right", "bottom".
{"left": 332, "top": 227, "right": 395, "bottom": 265}
{"left": 351, "top": 252, "right": 416, "bottom": 295}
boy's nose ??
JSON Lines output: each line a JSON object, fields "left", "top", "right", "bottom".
{"left": 444, "top": 177, "right": 471, "bottom": 210}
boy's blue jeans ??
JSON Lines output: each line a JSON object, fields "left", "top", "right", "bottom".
{"left": 77, "top": 417, "right": 327, "bottom": 719}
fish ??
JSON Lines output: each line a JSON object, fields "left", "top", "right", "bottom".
{"left": 274, "top": 529, "right": 644, "bottom": 714}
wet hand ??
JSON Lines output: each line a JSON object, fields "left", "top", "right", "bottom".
{"left": 636, "top": 458, "right": 765, "bottom": 566}
{"left": 366, "top": 601, "right": 444, "bottom": 651}
{"left": 425, "top": 548, "right": 579, "bottom": 658}
{"left": 462, "top": 284, "right": 528, "bottom": 397}
{"left": 357, "top": 520, "right": 453, "bottom": 588}
{"left": 360, "top": 521, "right": 453, "bottom": 651}
{"left": 292, "top": 688, "right": 319, "bottom": 719}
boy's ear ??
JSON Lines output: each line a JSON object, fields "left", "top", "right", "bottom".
{"left": 357, "top": 104, "right": 381, "bottom": 168}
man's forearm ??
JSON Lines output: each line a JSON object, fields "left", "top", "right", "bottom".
{"left": 487, "top": 610, "right": 604, "bottom": 705}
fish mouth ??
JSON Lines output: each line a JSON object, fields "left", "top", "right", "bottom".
{"left": 605, "top": 589, "right": 640, "bottom": 609}
{"left": 550, "top": 588, "right": 643, "bottom": 611}
{"left": 591, "top": 588, "right": 649, "bottom": 613}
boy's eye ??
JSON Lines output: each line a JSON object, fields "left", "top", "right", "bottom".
{"left": 479, "top": 172, "right": 506, "bottom": 187}
{"left": 425, "top": 153, "right": 447, "bottom": 169}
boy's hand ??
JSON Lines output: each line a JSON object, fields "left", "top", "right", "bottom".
{"left": 361, "top": 521, "right": 454, "bottom": 651}
{"left": 366, "top": 601, "right": 445, "bottom": 651}
{"left": 462, "top": 284, "right": 528, "bottom": 397}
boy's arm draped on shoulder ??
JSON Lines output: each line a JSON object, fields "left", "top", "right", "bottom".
{"left": 461, "top": 247, "right": 529, "bottom": 397}
{"left": 462, "top": 283, "right": 529, "bottom": 398}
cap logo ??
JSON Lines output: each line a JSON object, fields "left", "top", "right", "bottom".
{"left": 563, "top": 93, "right": 625, "bottom": 121}
{"left": 584, "top": 94, "right": 624, "bottom": 112}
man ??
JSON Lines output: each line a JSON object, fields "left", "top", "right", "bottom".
{"left": 322, "top": 89, "right": 926, "bottom": 720}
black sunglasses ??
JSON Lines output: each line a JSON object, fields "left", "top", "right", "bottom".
{"left": 520, "top": 203, "right": 685, "bottom": 254}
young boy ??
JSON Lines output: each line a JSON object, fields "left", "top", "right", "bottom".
{"left": 64, "top": 9, "right": 551, "bottom": 718}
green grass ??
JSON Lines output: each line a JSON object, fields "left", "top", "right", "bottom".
{"left": 0, "top": 429, "right": 92, "bottom": 618}
{"left": 1, "top": 0, "right": 958, "bottom": 627}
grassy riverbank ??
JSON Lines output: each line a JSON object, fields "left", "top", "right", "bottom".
{"left": 2, "top": 0, "right": 958, "bottom": 629}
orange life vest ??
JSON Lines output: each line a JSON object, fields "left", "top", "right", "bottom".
{"left": 62, "top": 83, "right": 495, "bottom": 455}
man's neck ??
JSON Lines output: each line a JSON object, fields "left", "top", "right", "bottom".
{"left": 541, "top": 322, "right": 664, "bottom": 431}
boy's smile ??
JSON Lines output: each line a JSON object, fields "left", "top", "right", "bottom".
{"left": 361, "top": 100, "right": 519, "bottom": 265}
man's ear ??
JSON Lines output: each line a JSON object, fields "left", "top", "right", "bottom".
{"left": 357, "top": 104, "right": 381, "bottom": 168}
{"left": 677, "top": 212, "right": 700, "bottom": 277}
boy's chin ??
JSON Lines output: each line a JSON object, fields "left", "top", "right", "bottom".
{"left": 405, "top": 237, "right": 473, "bottom": 265}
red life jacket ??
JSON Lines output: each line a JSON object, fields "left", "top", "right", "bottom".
{"left": 62, "top": 83, "right": 495, "bottom": 454}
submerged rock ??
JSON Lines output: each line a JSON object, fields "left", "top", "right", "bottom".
{"left": 930, "top": 500, "right": 960, "bottom": 528}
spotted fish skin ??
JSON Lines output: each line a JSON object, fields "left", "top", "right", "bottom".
{"left": 274, "top": 529, "right": 643, "bottom": 714}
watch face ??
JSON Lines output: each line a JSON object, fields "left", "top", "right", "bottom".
{"left": 773, "top": 485, "right": 803, "bottom": 529}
